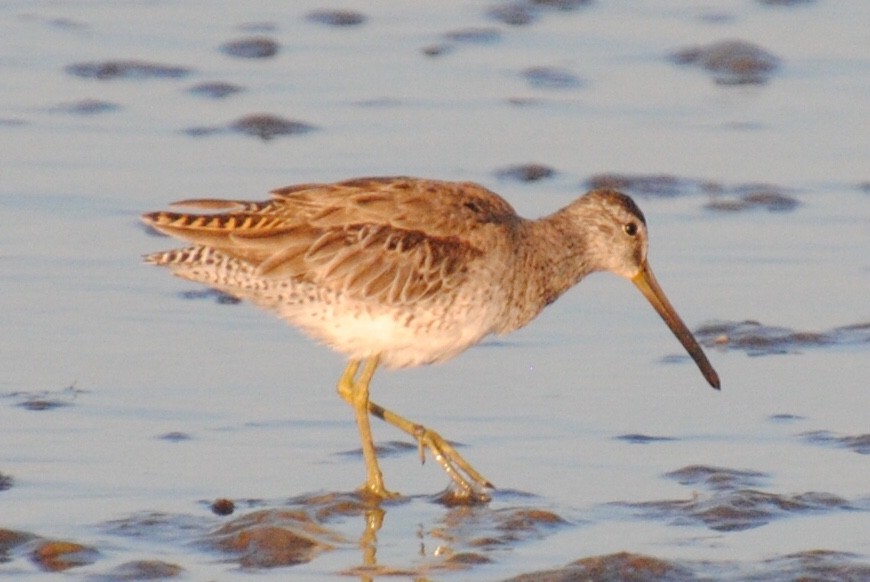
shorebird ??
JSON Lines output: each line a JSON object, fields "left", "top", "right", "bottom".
{"left": 142, "top": 176, "right": 719, "bottom": 502}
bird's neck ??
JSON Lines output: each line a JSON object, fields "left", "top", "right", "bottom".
{"left": 494, "top": 210, "right": 593, "bottom": 334}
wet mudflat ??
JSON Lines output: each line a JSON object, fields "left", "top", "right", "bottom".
{"left": 2, "top": 0, "right": 868, "bottom": 580}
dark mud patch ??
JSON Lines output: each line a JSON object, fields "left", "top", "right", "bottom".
{"left": 705, "top": 188, "right": 799, "bottom": 212}
{"left": 488, "top": 0, "right": 593, "bottom": 27}
{"left": 4, "top": 383, "right": 85, "bottom": 411}
{"left": 801, "top": 430, "right": 870, "bottom": 455}
{"left": 206, "top": 507, "right": 344, "bottom": 568}
{"left": 422, "top": 43, "right": 453, "bottom": 57}
{"left": 669, "top": 40, "right": 780, "bottom": 85}
{"left": 0, "top": 472, "right": 12, "bottom": 492}
{"left": 753, "top": 550, "right": 870, "bottom": 581}
{"left": 503, "top": 549, "right": 870, "bottom": 581}
{"left": 28, "top": 540, "right": 99, "bottom": 572}
{"left": 495, "top": 163, "right": 557, "bottom": 182}
{"left": 227, "top": 113, "right": 317, "bottom": 140}
{"left": 185, "top": 113, "right": 317, "bottom": 141}
{"left": 489, "top": 506, "right": 566, "bottom": 538}
{"left": 188, "top": 81, "right": 244, "bottom": 99}
{"left": 15, "top": 398, "right": 70, "bottom": 411}
{"left": 157, "top": 431, "right": 193, "bottom": 442}
{"left": 306, "top": 9, "right": 367, "bottom": 27}
{"left": 2, "top": 525, "right": 185, "bottom": 578}
{"left": 1, "top": 528, "right": 37, "bottom": 561}
{"left": 665, "top": 465, "right": 767, "bottom": 491}
{"left": 92, "top": 560, "right": 184, "bottom": 580}
{"left": 0, "top": 117, "right": 27, "bottom": 127}
{"left": 488, "top": 2, "right": 540, "bottom": 26}
{"left": 505, "top": 551, "right": 695, "bottom": 582}
{"left": 219, "top": 37, "right": 280, "bottom": 59}
{"left": 66, "top": 60, "right": 192, "bottom": 81}
{"left": 696, "top": 320, "right": 870, "bottom": 355}
{"left": 444, "top": 27, "right": 502, "bottom": 44}
{"left": 49, "top": 99, "right": 120, "bottom": 115}
{"left": 632, "top": 489, "right": 851, "bottom": 532}
{"left": 177, "top": 288, "right": 241, "bottom": 304}
{"left": 619, "top": 465, "right": 852, "bottom": 532}
{"left": 187, "top": 81, "right": 245, "bottom": 99}
{"left": 423, "top": 27, "right": 501, "bottom": 57}
{"left": 615, "top": 433, "right": 678, "bottom": 445}
{"left": 521, "top": 66, "right": 585, "bottom": 89}
{"left": 3, "top": 527, "right": 183, "bottom": 578}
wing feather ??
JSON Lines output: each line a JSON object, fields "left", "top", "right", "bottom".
{"left": 142, "top": 177, "right": 519, "bottom": 305}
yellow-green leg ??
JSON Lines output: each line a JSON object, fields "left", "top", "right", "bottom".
{"left": 337, "top": 357, "right": 397, "bottom": 499}
{"left": 368, "top": 400, "right": 493, "bottom": 502}
{"left": 337, "top": 356, "right": 493, "bottom": 502}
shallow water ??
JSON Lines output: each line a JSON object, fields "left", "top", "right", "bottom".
{"left": 1, "top": 0, "right": 868, "bottom": 579}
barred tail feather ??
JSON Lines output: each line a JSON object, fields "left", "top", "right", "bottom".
{"left": 143, "top": 245, "right": 258, "bottom": 291}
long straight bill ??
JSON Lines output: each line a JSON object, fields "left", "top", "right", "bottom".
{"left": 632, "top": 262, "right": 720, "bottom": 389}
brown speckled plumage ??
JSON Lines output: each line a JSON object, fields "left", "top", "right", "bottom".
{"left": 142, "top": 176, "right": 718, "bottom": 500}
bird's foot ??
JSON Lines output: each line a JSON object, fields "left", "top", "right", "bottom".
{"left": 413, "top": 424, "right": 494, "bottom": 503}
{"left": 357, "top": 481, "right": 401, "bottom": 502}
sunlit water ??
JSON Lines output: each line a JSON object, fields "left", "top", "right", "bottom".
{"left": 1, "top": 1, "right": 868, "bottom": 579}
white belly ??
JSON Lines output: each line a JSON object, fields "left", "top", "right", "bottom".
{"left": 283, "top": 292, "right": 500, "bottom": 369}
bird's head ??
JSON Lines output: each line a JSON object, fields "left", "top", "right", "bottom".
{"left": 569, "top": 189, "right": 720, "bottom": 389}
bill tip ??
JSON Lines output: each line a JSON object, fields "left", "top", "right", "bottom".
{"left": 709, "top": 373, "right": 721, "bottom": 390}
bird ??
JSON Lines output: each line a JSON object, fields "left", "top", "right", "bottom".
{"left": 141, "top": 176, "right": 720, "bottom": 503}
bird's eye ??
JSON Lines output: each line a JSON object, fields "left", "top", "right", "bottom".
{"left": 623, "top": 222, "right": 638, "bottom": 236}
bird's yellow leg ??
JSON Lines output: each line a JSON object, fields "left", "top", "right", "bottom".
{"left": 337, "top": 357, "right": 398, "bottom": 499}
{"left": 337, "top": 358, "right": 492, "bottom": 502}
{"left": 367, "top": 400, "right": 493, "bottom": 503}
